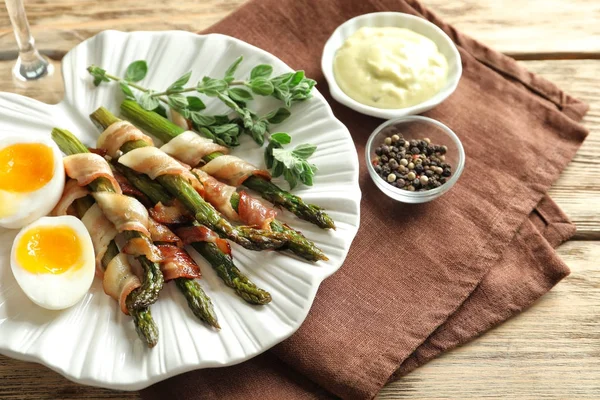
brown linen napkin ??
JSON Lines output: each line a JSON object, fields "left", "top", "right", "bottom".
{"left": 142, "top": 0, "right": 589, "bottom": 398}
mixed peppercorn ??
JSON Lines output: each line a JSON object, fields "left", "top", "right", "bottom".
{"left": 372, "top": 133, "right": 452, "bottom": 191}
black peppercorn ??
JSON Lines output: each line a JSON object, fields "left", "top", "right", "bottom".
{"left": 375, "top": 147, "right": 382, "bottom": 156}
{"left": 425, "top": 170, "right": 434, "bottom": 177}
{"left": 389, "top": 152, "right": 396, "bottom": 159}
{"left": 439, "top": 177, "right": 447, "bottom": 184}
{"left": 381, "top": 155, "right": 388, "bottom": 163}
{"left": 411, "top": 147, "right": 420, "bottom": 154}
{"left": 442, "top": 168, "right": 452, "bottom": 177}
{"left": 389, "top": 159, "right": 398, "bottom": 170}
{"left": 395, "top": 178, "right": 406, "bottom": 188}
{"left": 398, "top": 139, "right": 406, "bottom": 147}
{"left": 381, "top": 145, "right": 390, "bottom": 154}
{"left": 413, "top": 179, "right": 421, "bottom": 188}
{"left": 439, "top": 145, "right": 448, "bottom": 155}
{"left": 415, "top": 164, "right": 424, "bottom": 174}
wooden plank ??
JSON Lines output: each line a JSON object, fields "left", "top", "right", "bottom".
{"left": 0, "top": 0, "right": 599, "bottom": 55}
{"left": 1, "top": 240, "right": 597, "bottom": 399}
{"left": 379, "top": 240, "right": 600, "bottom": 399}
{"left": 522, "top": 60, "right": 600, "bottom": 239}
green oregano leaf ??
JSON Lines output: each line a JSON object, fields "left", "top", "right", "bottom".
{"left": 119, "top": 81, "right": 135, "bottom": 99}
{"left": 224, "top": 56, "right": 243, "bottom": 83}
{"left": 228, "top": 87, "right": 254, "bottom": 102}
{"left": 266, "top": 108, "right": 291, "bottom": 124}
{"left": 167, "top": 93, "right": 188, "bottom": 109}
{"left": 250, "top": 64, "right": 273, "bottom": 80}
{"left": 168, "top": 71, "right": 192, "bottom": 91}
{"left": 199, "top": 77, "right": 228, "bottom": 97}
{"left": 125, "top": 60, "right": 148, "bottom": 82}
{"left": 191, "top": 112, "right": 216, "bottom": 126}
{"left": 139, "top": 91, "right": 160, "bottom": 110}
{"left": 270, "top": 132, "right": 291, "bottom": 145}
{"left": 249, "top": 78, "right": 274, "bottom": 96}
{"left": 186, "top": 96, "right": 206, "bottom": 111}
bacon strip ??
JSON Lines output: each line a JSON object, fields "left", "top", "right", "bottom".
{"left": 192, "top": 169, "right": 277, "bottom": 229}
{"left": 149, "top": 200, "right": 193, "bottom": 225}
{"left": 170, "top": 110, "right": 190, "bottom": 130}
{"left": 102, "top": 253, "right": 142, "bottom": 315}
{"left": 161, "top": 131, "right": 229, "bottom": 167}
{"left": 92, "top": 192, "right": 151, "bottom": 237}
{"left": 97, "top": 121, "right": 154, "bottom": 159}
{"left": 51, "top": 179, "right": 90, "bottom": 217}
{"left": 156, "top": 244, "right": 201, "bottom": 282}
{"left": 176, "top": 225, "right": 232, "bottom": 256}
{"left": 63, "top": 153, "right": 122, "bottom": 194}
{"left": 81, "top": 203, "right": 119, "bottom": 276}
{"left": 121, "top": 237, "right": 162, "bottom": 262}
{"left": 200, "top": 155, "right": 271, "bottom": 186}
{"left": 118, "top": 146, "right": 191, "bottom": 180}
{"left": 192, "top": 169, "right": 238, "bottom": 221}
{"left": 87, "top": 147, "right": 108, "bottom": 157}
{"left": 237, "top": 191, "right": 278, "bottom": 230}
{"left": 149, "top": 218, "right": 181, "bottom": 246}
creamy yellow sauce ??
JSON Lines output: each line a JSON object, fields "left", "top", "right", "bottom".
{"left": 333, "top": 27, "right": 449, "bottom": 109}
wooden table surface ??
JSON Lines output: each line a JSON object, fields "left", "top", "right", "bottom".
{"left": 0, "top": 1, "right": 599, "bottom": 399}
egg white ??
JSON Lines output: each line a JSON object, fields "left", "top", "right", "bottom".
{"left": 10, "top": 216, "right": 96, "bottom": 311}
{"left": 0, "top": 134, "right": 65, "bottom": 229}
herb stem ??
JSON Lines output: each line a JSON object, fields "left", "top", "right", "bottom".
{"left": 151, "top": 81, "right": 245, "bottom": 98}
{"left": 151, "top": 87, "right": 197, "bottom": 97}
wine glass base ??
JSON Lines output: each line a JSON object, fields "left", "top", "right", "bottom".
{"left": 12, "top": 54, "right": 54, "bottom": 82}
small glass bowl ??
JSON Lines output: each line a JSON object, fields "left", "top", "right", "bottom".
{"left": 366, "top": 116, "right": 465, "bottom": 203}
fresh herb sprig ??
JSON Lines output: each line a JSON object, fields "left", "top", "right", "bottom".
{"left": 88, "top": 57, "right": 319, "bottom": 189}
{"left": 265, "top": 133, "right": 318, "bottom": 189}
{"left": 88, "top": 57, "right": 314, "bottom": 146}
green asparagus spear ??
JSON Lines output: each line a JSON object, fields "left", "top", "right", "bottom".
{"left": 115, "top": 163, "right": 272, "bottom": 305}
{"left": 73, "top": 196, "right": 159, "bottom": 348}
{"left": 90, "top": 107, "right": 287, "bottom": 252}
{"left": 175, "top": 278, "right": 220, "bottom": 328}
{"left": 120, "top": 99, "right": 335, "bottom": 230}
{"left": 52, "top": 127, "right": 164, "bottom": 310}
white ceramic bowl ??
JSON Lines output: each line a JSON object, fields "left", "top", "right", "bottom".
{"left": 322, "top": 12, "right": 462, "bottom": 119}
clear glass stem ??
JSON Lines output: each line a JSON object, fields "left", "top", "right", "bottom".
{"left": 4, "top": 0, "right": 52, "bottom": 81}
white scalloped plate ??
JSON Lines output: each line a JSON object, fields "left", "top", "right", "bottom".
{"left": 0, "top": 31, "right": 360, "bottom": 390}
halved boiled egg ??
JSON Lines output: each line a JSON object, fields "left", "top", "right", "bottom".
{"left": 11, "top": 216, "right": 95, "bottom": 310}
{"left": 0, "top": 134, "right": 65, "bottom": 229}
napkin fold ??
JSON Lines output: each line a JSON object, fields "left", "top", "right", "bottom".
{"left": 143, "top": 0, "right": 588, "bottom": 398}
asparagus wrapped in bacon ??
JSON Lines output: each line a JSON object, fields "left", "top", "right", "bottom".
{"left": 97, "top": 113, "right": 326, "bottom": 261}
{"left": 188, "top": 166, "right": 325, "bottom": 262}
{"left": 53, "top": 128, "right": 220, "bottom": 327}
{"left": 119, "top": 99, "right": 335, "bottom": 230}
{"left": 89, "top": 108, "right": 293, "bottom": 253}
{"left": 52, "top": 130, "right": 164, "bottom": 310}
{"left": 115, "top": 163, "right": 272, "bottom": 305}
{"left": 69, "top": 194, "right": 159, "bottom": 348}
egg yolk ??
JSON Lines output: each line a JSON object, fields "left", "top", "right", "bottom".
{"left": 0, "top": 143, "right": 54, "bottom": 193}
{"left": 16, "top": 225, "right": 83, "bottom": 274}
